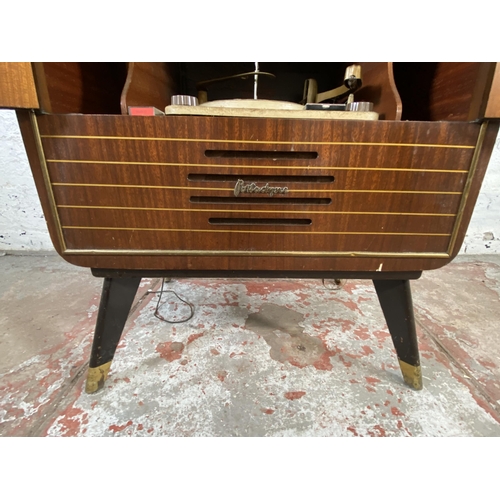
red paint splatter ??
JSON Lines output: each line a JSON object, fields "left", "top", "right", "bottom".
{"left": 354, "top": 327, "right": 370, "bottom": 341}
{"left": 313, "top": 352, "right": 333, "bottom": 371}
{"left": 368, "top": 425, "right": 387, "bottom": 437}
{"left": 147, "top": 428, "right": 154, "bottom": 434}
{"left": 391, "top": 407, "right": 405, "bottom": 417}
{"left": 123, "top": 377, "right": 130, "bottom": 383}
{"left": 373, "top": 329, "right": 388, "bottom": 341}
{"left": 478, "top": 358, "right": 497, "bottom": 369}
{"left": 187, "top": 333, "right": 204, "bottom": 344}
{"left": 347, "top": 426, "right": 359, "bottom": 436}
{"left": 337, "top": 319, "right": 356, "bottom": 333}
{"left": 346, "top": 345, "right": 375, "bottom": 360}
{"left": 138, "top": 401, "right": 144, "bottom": 406}
{"left": 284, "top": 391, "right": 306, "bottom": 400}
{"left": 384, "top": 400, "right": 390, "bottom": 406}
{"left": 349, "top": 379, "right": 359, "bottom": 384}
{"left": 245, "top": 281, "right": 307, "bottom": 295}
{"left": 217, "top": 371, "right": 227, "bottom": 382}
{"left": 365, "top": 376, "right": 381, "bottom": 385}
{"left": 261, "top": 408, "right": 275, "bottom": 415}
{"left": 340, "top": 356, "right": 353, "bottom": 368}
{"left": 56, "top": 408, "right": 87, "bottom": 437}
{"left": 332, "top": 297, "right": 361, "bottom": 313}
{"left": 156, "top": 341, "right": 184, "bottom": 362}
{"left": 137, "top": 424, "right": 144, "bottom": 431}
{"left": 366, "top": 386, "right": 376, "bottom": 393}
{"left": 210, "top": 348, "right": 220, "bottom": 355}
{"left": 109, "top": 420, "right": 133, "bottom": 433}
{"left": 387, "top": 389, "right": 394, "bottom": 396}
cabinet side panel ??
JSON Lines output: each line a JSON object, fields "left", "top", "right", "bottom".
{"left": 0, "top": 63, "right": 39, "bottom": 109}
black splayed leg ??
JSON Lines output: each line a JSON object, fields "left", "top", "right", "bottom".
{"left": 373, "top": 279, "right": 422, "bottom": 390}
{"left": 85, "top": 277, "right": 142, "bottom": 393}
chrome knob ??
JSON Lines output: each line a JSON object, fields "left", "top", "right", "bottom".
{"left": 346, "top": 101, "right": 374, "bottom": 112}
{"left": 171, "top": 95, "right": 199, "bottom": 106}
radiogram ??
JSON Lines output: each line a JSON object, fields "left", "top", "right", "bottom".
{"left": 1, "top": 62, "right": 499, "bottom": 392}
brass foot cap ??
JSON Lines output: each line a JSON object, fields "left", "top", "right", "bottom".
{"left": 85, "top": 361, "right": 112, "bottom": 394}
{"left": 399, "top": 360, "right": 423, "bottom": 390}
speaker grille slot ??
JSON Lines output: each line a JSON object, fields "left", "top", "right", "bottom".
{"left": 205, "top": 150, "right": 318, "bottom": 160}
{"left": 188, "top": 174, "right": 334, "bottom": 183}
{"left": 190, "top": 196, "right": 331, "bottom": 205}
{"left": 209, "top": 218, "right": 312, "bottom": 226}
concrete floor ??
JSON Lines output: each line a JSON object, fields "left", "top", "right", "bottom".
{"left": 1, "top": 254, "right": 499, "bottom": 437}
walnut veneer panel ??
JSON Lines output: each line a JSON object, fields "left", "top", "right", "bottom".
{"left": 23, "top": 113, "right": 496, "bottom": 272}
{"left": 0, "top": 63, "right": 39, "bottom": 109}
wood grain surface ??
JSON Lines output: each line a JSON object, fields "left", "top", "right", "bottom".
{"left": 485, "top": 64, "right": 500, "bottom": 118}
{"left": 20, "top": 112, "right": 497, "bottom": 272}
{"left": 32, "top": 63, "right": 127, "bottom": 114}
{"left": 0, "top": 63, "right": 39, "bottom": 109}
{"left": 120, "top": 62, "right": 178, "bottom": 114}
{"left": 353, "top": 62, "right": 402, "bottom": 120}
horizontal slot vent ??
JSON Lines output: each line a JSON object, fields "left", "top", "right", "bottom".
{"left": 205, "top": 150, "right": 318, "bottom": 160}
{"left": 190, "top": 196, "right": 331, "bottom": 205}
{"left": 209, "top": 218, "right": 312, "bottom": 226}
{"left": 188, "top": 174, "right": 334, "bottom": 183}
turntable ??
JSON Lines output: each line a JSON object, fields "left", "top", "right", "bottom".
{"left": 164, "top": 63, "right": 378, "bottom": 120}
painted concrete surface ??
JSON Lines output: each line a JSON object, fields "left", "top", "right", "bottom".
{"left": 0, "top": 254, "right": 499, "bottom": 437}
{"left": 0, "top": 110, "right": 54, "bottom": 252}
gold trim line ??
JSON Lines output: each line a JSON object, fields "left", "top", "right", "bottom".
{"left": 30, "top": 112, "right": 67, "bottom": 252}
{"left": 51, "top": 182, "right": 462, "bottom": 195}
{"left": 61, "top": 225, "right": 451, "bottom": 237}
{"left": 40, "top": 134, "right": 476, "bottom": 149}
{"left": 57, "top": 205, "right": 457, "bottom": 217}
{"left": 45, "top": 159, "right": 470, "bottom": 174}
{"left": 447, "top": 122, "right": 488, "bottom": 255}
{"left": 63, "top": 249, "right": 451, "bottom": 258}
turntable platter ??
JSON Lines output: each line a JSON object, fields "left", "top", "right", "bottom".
{"left": 164, "top": 98, "right": 378, "bottom": 121}
{"left": 200, "top": 99, "right": 303, "bottom": 110}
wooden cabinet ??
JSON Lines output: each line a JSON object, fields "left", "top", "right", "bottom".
{"left": 3, "top": 62, "right": 499, "bottom": 392}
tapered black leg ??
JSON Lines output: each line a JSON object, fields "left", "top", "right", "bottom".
{"left": 85, "top": 277, "right": 142, "bottom": 393}
{"left": 373, "top": 279, "right": 422, "bottom": 390}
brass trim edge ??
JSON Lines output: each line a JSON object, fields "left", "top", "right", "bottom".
{"left": 40, "top": 134, "right": 476, "bottom": 149}
{"left": 30, "top": 112, "right": 67, "bottom": 252}
{"left": 447, "top": 122, "right": 488, "bottom": 255}
{"left": 63, "top": 249, "right": 451, "bottom": 258}
{"left": 46, "top": 159, "right": 470, "bottom": 174}
{"left": 398, "top": 360, "right": 423, "bottom": 390}
{"left": 61, "top": 225, "right": 451, "bottom": 237}
{"left": 57, "top": 205, "right": 457, "bottom": 217}
{"left": 85, "top": 361, "right": 112, "bottom": 394}
{"left": 51, "top": 182, "right": 462, "bottom": 196}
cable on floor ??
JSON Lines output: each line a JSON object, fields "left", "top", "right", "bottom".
{"left": 153, "top": 278, "right": 195, "bottom": 324}
{"left": 322, "top": 278, "right": 347, "bottom": 290}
